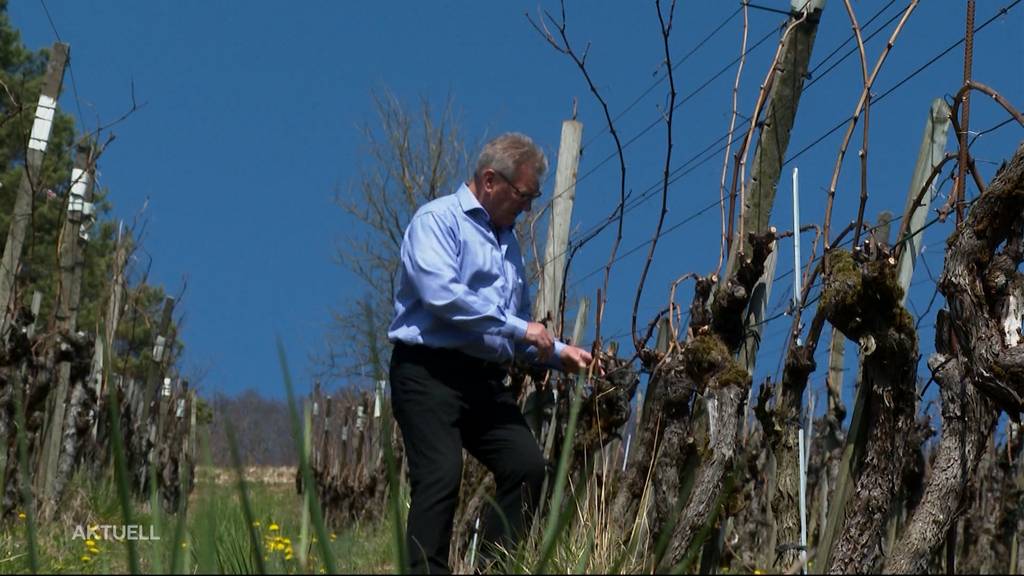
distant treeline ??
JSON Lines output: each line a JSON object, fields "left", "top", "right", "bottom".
{"left": 205, "top": 390, "right": 297, "bottom": 467}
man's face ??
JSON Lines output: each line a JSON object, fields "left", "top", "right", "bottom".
{"left": 484, "top": 165, "right": 541, "bottom": 229}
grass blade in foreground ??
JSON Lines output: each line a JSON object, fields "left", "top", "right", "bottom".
{"left": 533, "top": 369, "right": 586, "bottom": 574}
{"left": 362, "top": 303, "right": 408, "bottom": 574}
{"left": 168, "top": 449, "right": 190, "bottom": 574}
{"left": 149, "top": 460, "right": 164, "bottom": 574}
{"left": 276, "top": 336, "right": 337, "bottom": 574}
{"left": 534, "top": 298, "right": 590, "bottom": 574}
{"left": 299, "top": 400, "right": 312, "bottom": 567}
{"left": 382, "top": 407, "right": 409, "bottom": 574}
{"left": 11, "top": 368, "right": 38, "bottom": 573}
{"left": 193, "top": 429, "right": 218, "bottom": 572}
{"left": 196, "top": 426, "right": 225, "bottom": 569}
{"left": 105, "top": 377, "right": 141, "bottom": 573}
{"left": 226, "top": 423, "right": 268, "bottom": 574}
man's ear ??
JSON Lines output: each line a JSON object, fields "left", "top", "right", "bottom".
{"left": 481, "top": 168, "right": 496, "bottom": 191}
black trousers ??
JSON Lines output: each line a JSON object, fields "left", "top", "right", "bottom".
{"left": 389, "top": 343, "right": 547, "bottom": 574}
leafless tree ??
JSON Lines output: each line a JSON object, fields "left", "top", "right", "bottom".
{"left": 317, "top": 90, "right": 469, "bottom": 386}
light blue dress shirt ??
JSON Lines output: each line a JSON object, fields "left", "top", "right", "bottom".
{"left": 388, "top": 183, "right": 565, "bottom": 367}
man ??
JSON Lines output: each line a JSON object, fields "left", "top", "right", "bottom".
{"left": 388, "top": 132, "right": 593, "bottom": 573}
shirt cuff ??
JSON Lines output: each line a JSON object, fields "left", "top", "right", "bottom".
{"left": 550, "top": 341, "right": 566, "bottom": 370}
{"left": 505, "top": 315, "right": 529, "bottom": 340}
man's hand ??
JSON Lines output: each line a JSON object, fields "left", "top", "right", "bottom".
{"left": 559, "top": 345, "right": 593, "bottom": 373}
{"left": 524, "top": 321, "right": 555, "bottom": 361}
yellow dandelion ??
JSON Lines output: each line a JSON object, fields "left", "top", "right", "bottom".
{"left": 329, "top": 533, "right": 337, "bottom": 541}
{"left": 85, "top": 539, "right": 96, "bottom": 547}
{"left": 80, "top": 555, "right": 91, "bottom": 562}
{"left": 275, "top": 542, "right": 287, "bottom": 551}
{"left": 285, "top": 552, "right": 294, "bottom": 561}
{"left": 252, "top": 520, "right": 261, "bottom": 527}
{"left": 17, "top": 512, "right": 26, "bottom": 520}
{"left": 281, "top": 537, "right": 291, "bottom": 545}
{"left": 268, "top": 523, "right": 279, "bottom": 532}
{"left": 88, "top": 547, "right": 100, "bottom": 555}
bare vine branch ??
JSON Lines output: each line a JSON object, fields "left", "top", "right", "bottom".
{"left": 952, "top": 80, "right": 1024, "bottom": 129}
{"left": 667, "top": 272, "right": 696, "bottom": 349}
{"left": 528, "top": 0, "right": 629, "bottom": 354}
{"left": 726, "top": 11, "right": 808, "bottom": 265}
{"left": 716, "top": 1, "right": 750, "bottom": 277}
{"left": 894, "top": 152, "right": 956, "bottom": 259}
{"left": 938, "top": 82, "right": 1024, "bottom": 221}
{"left": 822, "top": 0, "right": 919, "bottom": 268}
{"left": 631, "top": 0, "right": 678, "bottom": 354}
{"left": 844, "top": 0, "right": 873, "bottom": 249}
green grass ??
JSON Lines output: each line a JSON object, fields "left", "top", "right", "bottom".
{"left": 275, "top": 340, "right": 339, "bottom": 574}
{"left": 0, "top": 467, "right": 393, "bottom": 575}
{"left": 0, "top": 394, "right": 651, "bottom": 576}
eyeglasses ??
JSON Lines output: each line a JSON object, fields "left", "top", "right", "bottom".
{"left": 494, "top": 170, "right": 542, "bottom": 200}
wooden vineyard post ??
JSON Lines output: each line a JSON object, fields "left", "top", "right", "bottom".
{"left": 535, "top": 119, "right": 583, "bottom": 337}
{"left": 38, "top": 140, "right": 97, "bottom": 513}
{"left": 0, "top": 42, "right": 69, "bottom": 340}
{"left": 134, "top": 297, "right": 175, "bottom": 493}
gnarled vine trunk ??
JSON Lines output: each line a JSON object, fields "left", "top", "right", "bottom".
{"left": 609, "top": 234, "right": 772, "bottom": 572}
{"left": 885, "top": 140, "right": 1024, "bottom": 572}
{"left": 819, "top": 250, "right": 919, "bottom": 574}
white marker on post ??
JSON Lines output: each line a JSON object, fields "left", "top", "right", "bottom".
{"left": 793, "top": 167, "right": 801, "bottom": 309}
{"left": 28, "top": 94, "right": 57, "bottom": 152}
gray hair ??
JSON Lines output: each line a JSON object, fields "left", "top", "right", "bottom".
{"left": 475, "top": 132, "right": 548, "bottom": 181}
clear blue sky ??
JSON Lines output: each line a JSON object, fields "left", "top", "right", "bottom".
{"left": 8, "top": 1, "right": 1024, "bottom": 408}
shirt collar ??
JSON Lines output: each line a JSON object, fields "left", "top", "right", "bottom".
{"left": 456, "top": 182, "right": 515, "bottom": 233}
{"left": 456, "top": 182, "right": 484, "bottom": 215}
